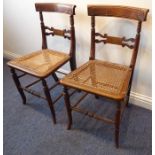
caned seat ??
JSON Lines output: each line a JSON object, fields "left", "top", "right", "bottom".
{"left": 61, "top": 60, "right": 131, "bottom": 100}
{"left": 60, "top": 5, "right": 149, "bottom": 148}
{"left": 7, "top": 3, "right": 76, "bottom": 124}
{"left": 8, "top": 50, "right": 70, "bottom": 77}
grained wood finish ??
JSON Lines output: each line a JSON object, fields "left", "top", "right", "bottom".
{"left": 7, "top": 3, "right": 77, "bottom": 125}
{"left": 130, "top": 21, "right": 142, "bottom": 68}
{"left": 39, "top": 12, "right": 47, "bottom": 49}
{"left": 35, "top": 3, "right": 76, "bottom": 15}
{"left": 61, "top": 5, "right": 149, "bottom": 148}
{"left": 69, "top": 15, "right": 76, "bottom": 70}
{"left": 95, "top": 33, "right": 135, "bottom": 49}
{"left": 44, "top": 26, "right": 71, "bottom": 39}
{"left": 88, "top": 5, "right": 149, "bottom": 21}
{"left": 90, "top": 16, "right": 95, "bottom": 60}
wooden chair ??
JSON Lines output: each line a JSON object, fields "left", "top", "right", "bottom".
{"left": 7, "top": 3, "right": 76, "bottom": 124}
{"left": 60, "top": 5, "right": 149, "bottom": 147}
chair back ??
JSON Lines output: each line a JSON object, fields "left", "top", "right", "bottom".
{"left": 88, "top": 5, "right": 149, "bottom": 70}
{"left": 35, "top": 3, "right": 76, "bottom": 58}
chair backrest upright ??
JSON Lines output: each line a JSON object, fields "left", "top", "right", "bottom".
{"left": 88, "top": 5, "right": 149, "bottom": 70}
{"left": 35, "top": 3, "right": 76, "bottom": 59}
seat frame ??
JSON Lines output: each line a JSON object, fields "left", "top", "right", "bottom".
{"left": 7, "top": 3, "right": 77, "bottom": 124}
{"left": 62, "top": 5, "right": 149, "bottom": 148}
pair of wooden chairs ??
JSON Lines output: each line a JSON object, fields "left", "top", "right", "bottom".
{"left": 7, "top": 3, "right": 149, "bottom": 147}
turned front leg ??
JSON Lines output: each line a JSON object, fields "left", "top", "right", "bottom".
{"left": 42, "top": 79, "right": 56, "bottom": 124}
{"left": 63, "top": 87, "right": 72, "bottom": 129}
{"left": 10, "top": 68, "right": 26, "bottom": 105}
{"left": 115, "top": 102, "right": 121, "bottom": 148}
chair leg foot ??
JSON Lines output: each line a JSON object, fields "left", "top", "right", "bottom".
{"left": 126, "top": 96, "right": 130, "bottom": 107}
{"left": 10, "top": 68, "right": 26, "bottom": 105}
{"left": 22, "top": 99, "right": 27, "bottom": 105}
{"left": 95, "top": 95, "right": 99, "bottom": 99}
{"left": 42, "top": 79, "right": 56, "bottom": 124}
{"left": 67, "top": 122, "right": 72, "bottom": 130}
{"left": 115, "top": 129, "right": 120, "bottom": 148}
{"left": 115, "top": 102, "right": 121, "bottom": 148}
{"left": 64, "top": 87, "right": 72, "bottom": 130}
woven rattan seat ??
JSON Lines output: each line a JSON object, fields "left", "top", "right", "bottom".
{"left": 60, "top": 60, "right": 131, "bottom": 100}
{"left": 7, "top": 49, "right": 70, "bottom": 77}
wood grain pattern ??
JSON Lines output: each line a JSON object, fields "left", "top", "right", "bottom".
{"left": 88, "top": 5, "right": 149, "bottom": 21}
{"left": 95, "top": 33, "right": 135, "bottom": 49}
{"left": 35, "top": 3, "right": 76, "bottom": 15}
